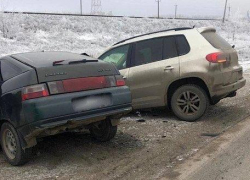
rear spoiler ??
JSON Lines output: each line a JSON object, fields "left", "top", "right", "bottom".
{"left": 197, "top": 27, "right": 216, "bottom": 34}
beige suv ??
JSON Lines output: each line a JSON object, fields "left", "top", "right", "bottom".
{"left": 98, "top": 27, "right": 246, "bottom": 121}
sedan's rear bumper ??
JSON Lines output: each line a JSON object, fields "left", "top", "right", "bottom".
{"left": 18, "top": 103, "right": 131, "bottom": 149}
{"left": 16, "top": 86, "right": 132, "bottom": 148}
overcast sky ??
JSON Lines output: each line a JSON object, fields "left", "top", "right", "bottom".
{"left": 1, "top": 0, "right": 249, "bottom": 18}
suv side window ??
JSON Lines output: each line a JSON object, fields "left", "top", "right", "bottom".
{"left": 1, "top": 60, "right": 23, "bottom": 81}
{"left": 133, "top": 38, "right": 163, "bottom": 66}
{"left": 163, "top": 36, "right": 178, "bottom": 59}
{"left": 176, "top": 36, "right": 190, "bottom": 56}
{"left": 99, "top": 45, "right": 130, "bottom": 70}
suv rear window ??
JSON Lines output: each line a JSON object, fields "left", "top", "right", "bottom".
{"left": 176, "top": 36, "right": 190, "bottom": 56}
{"left": 201, "top": 32, "right": 232, "bottom": 50}
{"left": 134, "top": 38, "right": 163, "bottom": 66}
{"left": 164, "top": 37, "right": 178, "bottom": 59}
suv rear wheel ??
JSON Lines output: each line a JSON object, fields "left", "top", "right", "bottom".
{"left": 0, "top": 122, "right": 32, "bottom": 166}
{"left": 90, "top": 119, "right": 117, "bottom": 142}
{"left": 171, "top": 85, "right": 209, "bottom": 122}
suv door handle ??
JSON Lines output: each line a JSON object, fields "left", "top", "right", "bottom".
{"left": 164, "top": 66, "right": 174, "bottom": 71}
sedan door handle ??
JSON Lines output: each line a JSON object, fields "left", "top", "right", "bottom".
{"left": 164, "top": 66, "right": 174, "bottom": 71}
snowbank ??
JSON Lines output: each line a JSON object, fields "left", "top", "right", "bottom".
{"left": 0, "top": 13, "right": 249, "bottom": 69}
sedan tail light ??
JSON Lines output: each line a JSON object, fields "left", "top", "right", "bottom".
{"left": 48, "top": 75, "right": 126, "bottom": 95}
{"left": 22, "top": 84, "right": 49, "bottom": 101}
{"left": 206, "top": 52, "right": 227, "bottom": 63}
{"left": 115, "top": 75, "right": 126, "bottom": 86}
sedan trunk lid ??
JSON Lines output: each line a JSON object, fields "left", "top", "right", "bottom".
{"left": 11, "top": 51, "right": 119, "bottom": 83}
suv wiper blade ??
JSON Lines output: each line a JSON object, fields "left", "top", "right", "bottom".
{"left": 68, "top": 59, "right": 98, "bottom": 65}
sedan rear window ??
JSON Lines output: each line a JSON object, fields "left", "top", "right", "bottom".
{"left": 201, "top": 32, "right": 232, "bottom": 50}
{"left": 1, "top": 60, "right": 23, "bottom": 81}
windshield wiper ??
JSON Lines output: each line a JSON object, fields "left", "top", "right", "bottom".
{"left": 53, "top": 59, "right": 98, "bottom": 66}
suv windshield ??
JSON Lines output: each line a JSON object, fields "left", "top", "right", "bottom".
{"left": 99, "top": 45, "right": 129, "bottom": 70}
{"left": 201, "top": 31, "right": 232, "bottom": 50}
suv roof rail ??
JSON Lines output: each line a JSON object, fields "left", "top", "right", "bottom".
{"left": 113, "top": 27, "right": 193, "bottom": 46}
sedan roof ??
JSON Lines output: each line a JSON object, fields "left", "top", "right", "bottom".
{"left": 11, "top": 51, "right": 96, "bottom": 68}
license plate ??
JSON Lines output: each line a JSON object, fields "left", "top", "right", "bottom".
{"left": 72, "top": 94, "right": 112, "bottom": 112}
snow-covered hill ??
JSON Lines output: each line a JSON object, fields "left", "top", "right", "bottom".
{"left": 0, "top": 13, "right": 249, "bottom": 69}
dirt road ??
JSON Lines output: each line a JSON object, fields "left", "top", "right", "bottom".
{"left": 1, "top": 72, "right": 250, "bottom": 180}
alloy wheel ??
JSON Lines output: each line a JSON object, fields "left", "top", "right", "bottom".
{"left": 177, "top": 91, "right": 201, "bottom": 115}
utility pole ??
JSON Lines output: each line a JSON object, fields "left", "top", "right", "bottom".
{"left": 91, "top": 0, "right": 102, "bottom": 15}
{"left": 175, "top": 5, "right": 178, "bottom": 19}
{"left": 155, "top": 0, "right": 161, "bottom": 18}
{"left": 228, "top": 5, "right": 231, "bottom": 19}
{"left": 248, "top": 10, "right": 250, "bottom": 22}
{"left": 80, "top": 0, "right": 83, "bottom": 15}
{"left": 222, "top": 0, "right": 228, "bottom": 23}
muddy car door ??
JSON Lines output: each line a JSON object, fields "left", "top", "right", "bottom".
{"left": 156, "top": 36, "right": 181, "bottom": 106}
{"left": 126, "top": 38, "right": 165, "bottom": 109}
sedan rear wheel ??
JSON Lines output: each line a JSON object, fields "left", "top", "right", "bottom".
{"left": 90, "top": 119, "right": 117, "bottom": 142}
{"left": 3, "top": 129, "right": 17, "bottom": 160}
{"left": 171, "top": 85, "right": 209, "bottom": 122}
{"left": 1, "top": 123, "right": 32, "bottom": 166}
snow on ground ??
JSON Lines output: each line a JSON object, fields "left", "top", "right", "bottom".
{"left": 0, "top": 13, "right": 249, "bottom": 69}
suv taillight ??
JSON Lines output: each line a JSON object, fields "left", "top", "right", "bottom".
{"left": 206, "top": 52, "right": 227, "bottom": 63}
{"left": 48, "top": 75, "right": 126, "bottom": 95}
{"left": 22, "top": 84, "right": 49, "bottom": 101}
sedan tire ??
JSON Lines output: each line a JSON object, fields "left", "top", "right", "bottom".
{"left": 171, "top": 84, "right": 209, "bottom": 122}
{"left": 90, "top": 119, "right": 117, "bottom": 142}
{"left": 0, "top": 123, "right": 32, "bottom": 166}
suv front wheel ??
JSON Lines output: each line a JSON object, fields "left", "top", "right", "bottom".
{"left": 171, "top": 85, "right": 209, "bottom": 122}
